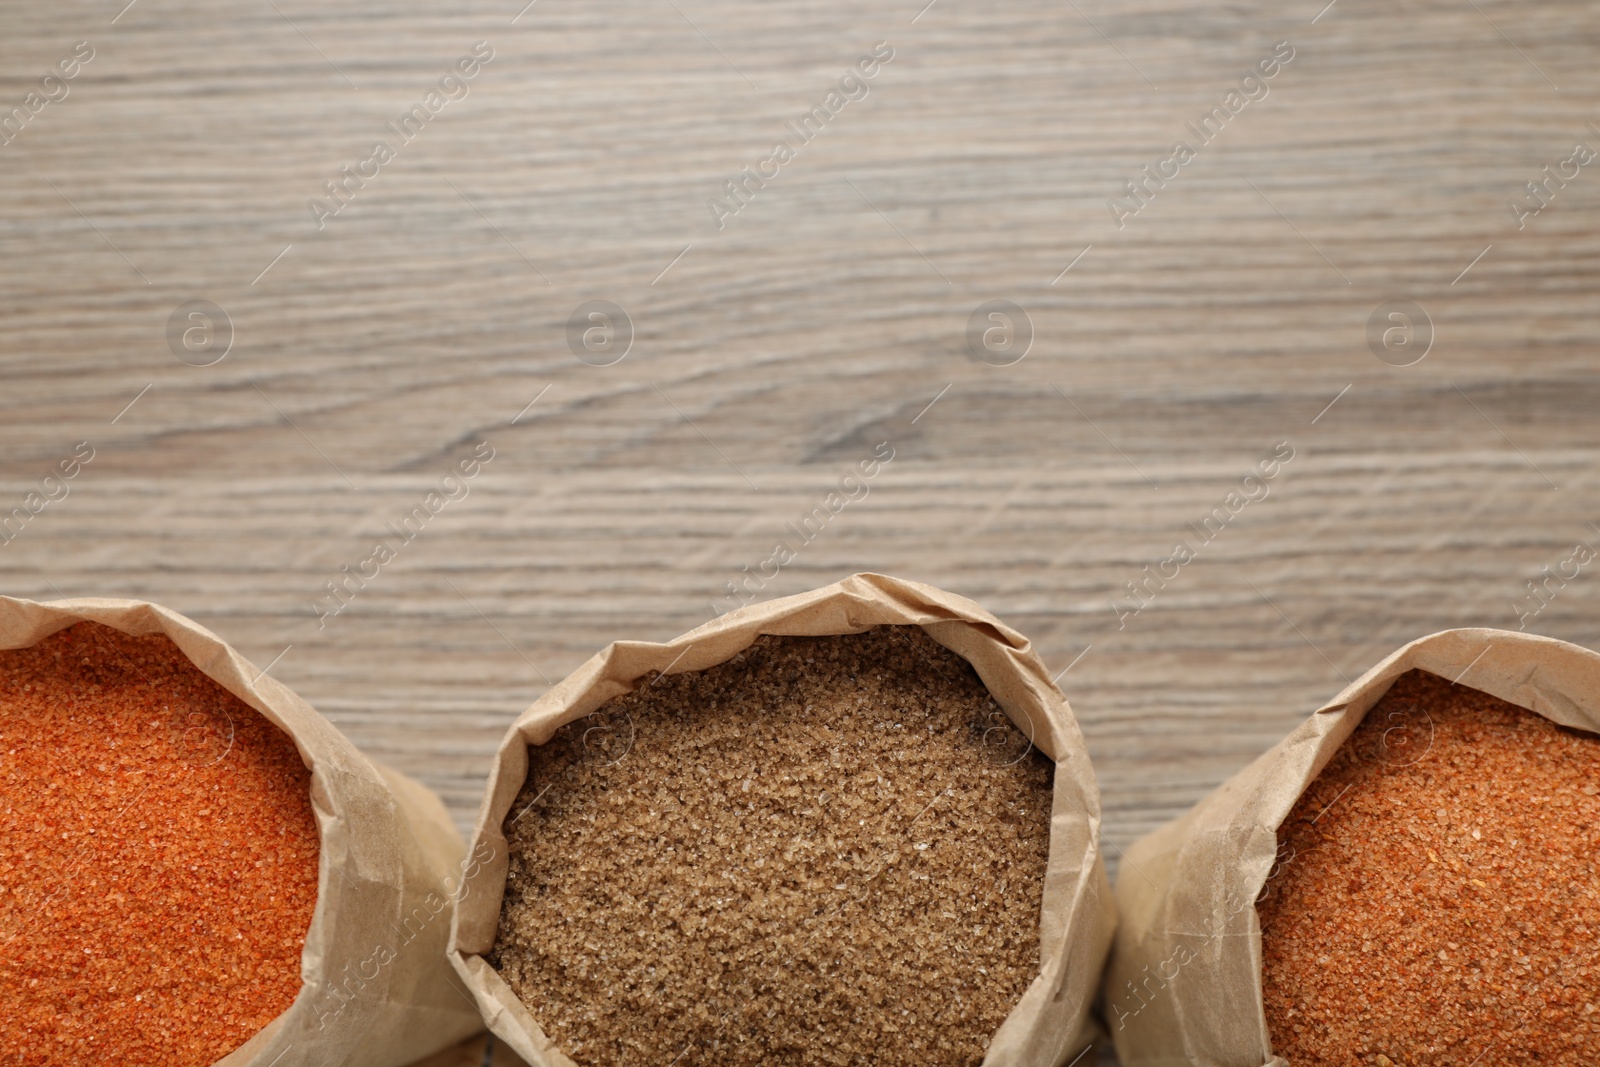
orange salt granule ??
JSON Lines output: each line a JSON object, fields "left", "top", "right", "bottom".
{"left": 0, "top": 622, "right": 320, "bottom": 1067}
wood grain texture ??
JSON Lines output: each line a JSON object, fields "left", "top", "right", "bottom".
{"left": 3, "top": 0, "right": 1599, "bottom": 1061}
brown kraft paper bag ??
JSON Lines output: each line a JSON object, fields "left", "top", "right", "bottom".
{"left": 0, "top": 596, "right": 485, "bottom": 1066}
{"left": 1106, "top": 627, "right": 1600, "bottom": 1067}
{"left": 449, "top": 572, "right": 1116, "bottom": 1066}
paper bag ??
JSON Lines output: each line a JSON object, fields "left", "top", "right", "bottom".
{"left": 0, "top": 596, "right": 484, "bottom": 1066}
{"left": 1106, "top": 627, "right": 1600, "bottom": 1067}
{"left": 449, "top": 572, "right": 1116, "bottom": 1066}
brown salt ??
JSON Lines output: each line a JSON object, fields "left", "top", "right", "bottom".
{"left": 0, "top": 622, "right": 320, "bottom": 1067}
{"left": 1260, "top": 669, "right": 1600, "bottom": 1067}
{"left": 490, "top": 626, "right": 1054, "bottom": 1067}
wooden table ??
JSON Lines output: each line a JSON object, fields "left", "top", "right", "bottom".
{"left": 4, "top": 0, "right": 1597, "bottom": 1060}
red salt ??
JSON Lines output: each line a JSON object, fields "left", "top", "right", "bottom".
{"left": 1260, "top": 669, "right": 1600, "bottom": 1066}
{"left": 0, "top": 622, "right": 320, "bottom": 1066}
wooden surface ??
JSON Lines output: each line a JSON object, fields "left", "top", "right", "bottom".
{"left": 4, "top": 0, "right": 1599, "bottom": 1061}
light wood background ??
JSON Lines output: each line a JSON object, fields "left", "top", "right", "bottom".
{"left": 3, "top": 0, "right": 1598, "bottom": 1061}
